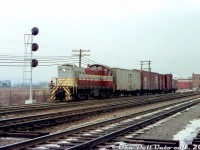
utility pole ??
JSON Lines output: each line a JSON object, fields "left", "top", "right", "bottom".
{"left": 140, "top": 61, "right": 152, "bottom": 72}
{"left": 72, "top": 49, "right": 90, "bottom": 67}
{"left": 140, "top": 61, "right": 152, "bottom": 90}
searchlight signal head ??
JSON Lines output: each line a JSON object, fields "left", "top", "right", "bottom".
{"left": 32, "top": 43, "right": 39, "bottom": 51}
{"left": 31, "top": 27, "right": 39, "bottom": 36}
{"left": 31, "top": 59, "right": 38, "bottom": 67}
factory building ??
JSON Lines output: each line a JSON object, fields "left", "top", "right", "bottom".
{"left": 192, "top": 73, "right": 200, "bottom": 90}
{"left": 177, "top": 78, "right": 192, "bottom": 90}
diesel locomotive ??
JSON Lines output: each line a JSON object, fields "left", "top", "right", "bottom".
{"left": 49, "top": 64, "right": 177, "bottom": 101}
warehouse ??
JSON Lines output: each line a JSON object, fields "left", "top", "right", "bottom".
{"left": 177, "top": 78, "right": 192, "bottom": 91}
{"left": 192, "top": 73, "right": 200, "bottom": 90}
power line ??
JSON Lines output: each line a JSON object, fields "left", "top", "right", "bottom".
{"left": 0, "top": 62, "right": 80, "bottom": 67}
{"left": 72, "top": 49, "right": 90, "bottom": 67}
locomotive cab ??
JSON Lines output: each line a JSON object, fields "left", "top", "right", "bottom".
{"left": 50, "top": 64, "right": 79, "bottom": 101}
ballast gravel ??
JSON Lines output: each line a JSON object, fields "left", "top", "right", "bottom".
{"left": 0, "top": 94, "right": 200, "bottom": 147}
{"left": 135, "top": 103, "right": 200, "bottom": 140}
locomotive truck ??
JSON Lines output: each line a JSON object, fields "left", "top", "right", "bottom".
{"left": 49, "top": 64, "right": 176, "bottom": 101}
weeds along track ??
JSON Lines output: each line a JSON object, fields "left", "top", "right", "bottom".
{"left": 0, "top": 92, "right": 199, "bottom": 117}
{"left": 1, "top": 97, "right": 200, "bottom": 150}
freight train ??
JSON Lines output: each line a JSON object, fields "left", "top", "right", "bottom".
{"left": 49, "top": 64, "right": 177, "bottom": 101}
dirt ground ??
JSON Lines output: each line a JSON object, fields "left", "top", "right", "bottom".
{"left": 0, "top": 88, "right": 50, "bottom": 106}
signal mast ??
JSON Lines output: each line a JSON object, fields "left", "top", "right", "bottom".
{"left": 24, "top": 27, "right": 39, "bottom": 104}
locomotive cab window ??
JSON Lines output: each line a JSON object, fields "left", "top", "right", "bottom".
{"left": 104, "top": 69, "right": 107, "bottom": 75}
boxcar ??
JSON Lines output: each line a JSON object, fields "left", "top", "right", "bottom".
{"left": 140, "top": 70, "right": 159, "bottom": 94}
{"left": 112, "top": 68, "right": 141, "bottom": 96}
{"left": 151, "top": 72, "right": 159, "bottom": 92}
{"left": 158, "top": 74, "right": 164, "bottom": 92}
{"left": 164, "top": 74, "right": 173, "bottom": 92}
{"left": 140, "top": 70, "right": 150, "bottom": 91}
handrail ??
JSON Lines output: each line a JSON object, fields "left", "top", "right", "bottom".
{"left": 51, "top": 77, "right": 78, "bottom": 93}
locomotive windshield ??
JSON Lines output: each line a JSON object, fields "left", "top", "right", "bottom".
{"left": 58, "top": 65, "right": 74, "bottom": 78}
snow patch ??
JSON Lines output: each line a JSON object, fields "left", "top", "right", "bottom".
{"left": 34, "top": 147, "right": 48, "bottom": 149}
{"left": 173, "top": 119, "right": 200, "bottom": 148}
{"left": 65, "top": 137, "right": 78, "bottom": 141}
{"left": 57, "top": 141, "right": 70, "bottom": 144}
{"left": 82, "top": 133, "right": 92, "bottom": 136}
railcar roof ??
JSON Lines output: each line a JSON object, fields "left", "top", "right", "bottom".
{"left": 89, "top": 64, "right": 111, "bottom": 70}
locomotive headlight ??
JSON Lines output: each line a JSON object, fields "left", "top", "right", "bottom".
{"left": 62, "top": 68, "right": 66, "bottom": 72}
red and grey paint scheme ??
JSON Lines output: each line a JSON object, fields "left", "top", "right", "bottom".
{"left": 50, "top": 64, "right": 113, "bottom": 101}
{"left": 50, "top": 64, "right": 176, "bottom": 101}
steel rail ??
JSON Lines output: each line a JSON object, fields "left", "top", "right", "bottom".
{"left": 69, "top": 99, "right": 200, "bottom": 150}
{"left": 0, "top": 98, "right": 199, "bottom": 150}
{"left": 0, "top": 92, "right": 199, "bottom": 138}
{"left": 0, "top": 93, "right": 175, "bottom": 116}
{"left": 0, "top": 95, "right": 178, "bottom": 132}
{"left": 0, "top": 93, "right": 196, "bottom": 134}
{"left": 0, "top": 92, "right": 198, "bottom": 116}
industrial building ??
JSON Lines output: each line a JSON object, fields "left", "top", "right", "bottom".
{"left": 192, "top": 73, "right": 200, "bottom": 90}
{"left": 177, "top": 78, "right": 192, "bottom": 90}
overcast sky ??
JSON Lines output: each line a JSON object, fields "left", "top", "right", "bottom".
{"left": 0, "top": 0, "right": 200, "bottom": 83}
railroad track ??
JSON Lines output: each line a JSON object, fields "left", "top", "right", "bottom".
{"left": 0, "top": 92, "right": 199, "bottom": 138}
{"left": 0, "top": 91, "right": 198, "bottom": 117}
{"left": 0, "top": 93, "right": 190, "bottom": 136}
{"left": 0, "top": 93, "right": 173, "bottom": 116}
{"left": 188, "top": 132, "right": 200, "bottom": 149}
{"left": 1, "top": 97, "right": 199, "bottom": 150}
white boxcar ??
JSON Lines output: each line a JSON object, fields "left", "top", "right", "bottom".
{"left": 111, "top": 68, "right": 141, "bottom": 91}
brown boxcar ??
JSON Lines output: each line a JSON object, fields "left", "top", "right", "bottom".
{"left": 141, "top": 70, "right": 151, "bottom": 90}
{"left": 158, "top": 74, "right": 164, "bottom": 91}
{"left": 164, "top": 74, "right": 173, "bottom": 92}
{"left": 140, "top": 70, "right": 159, "bottom": 93}
{"left": 151, "top": 72, "right": 159, "bottom": 90}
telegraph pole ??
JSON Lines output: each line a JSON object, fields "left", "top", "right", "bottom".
{"left": 140, "top": 60, "right": 152, "bottom": 90}
{"left": 72, "top": 49, "right": 90, "bottom": 67}
{"left": 140, "top": 61, "right": 152, "bottom": 71}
